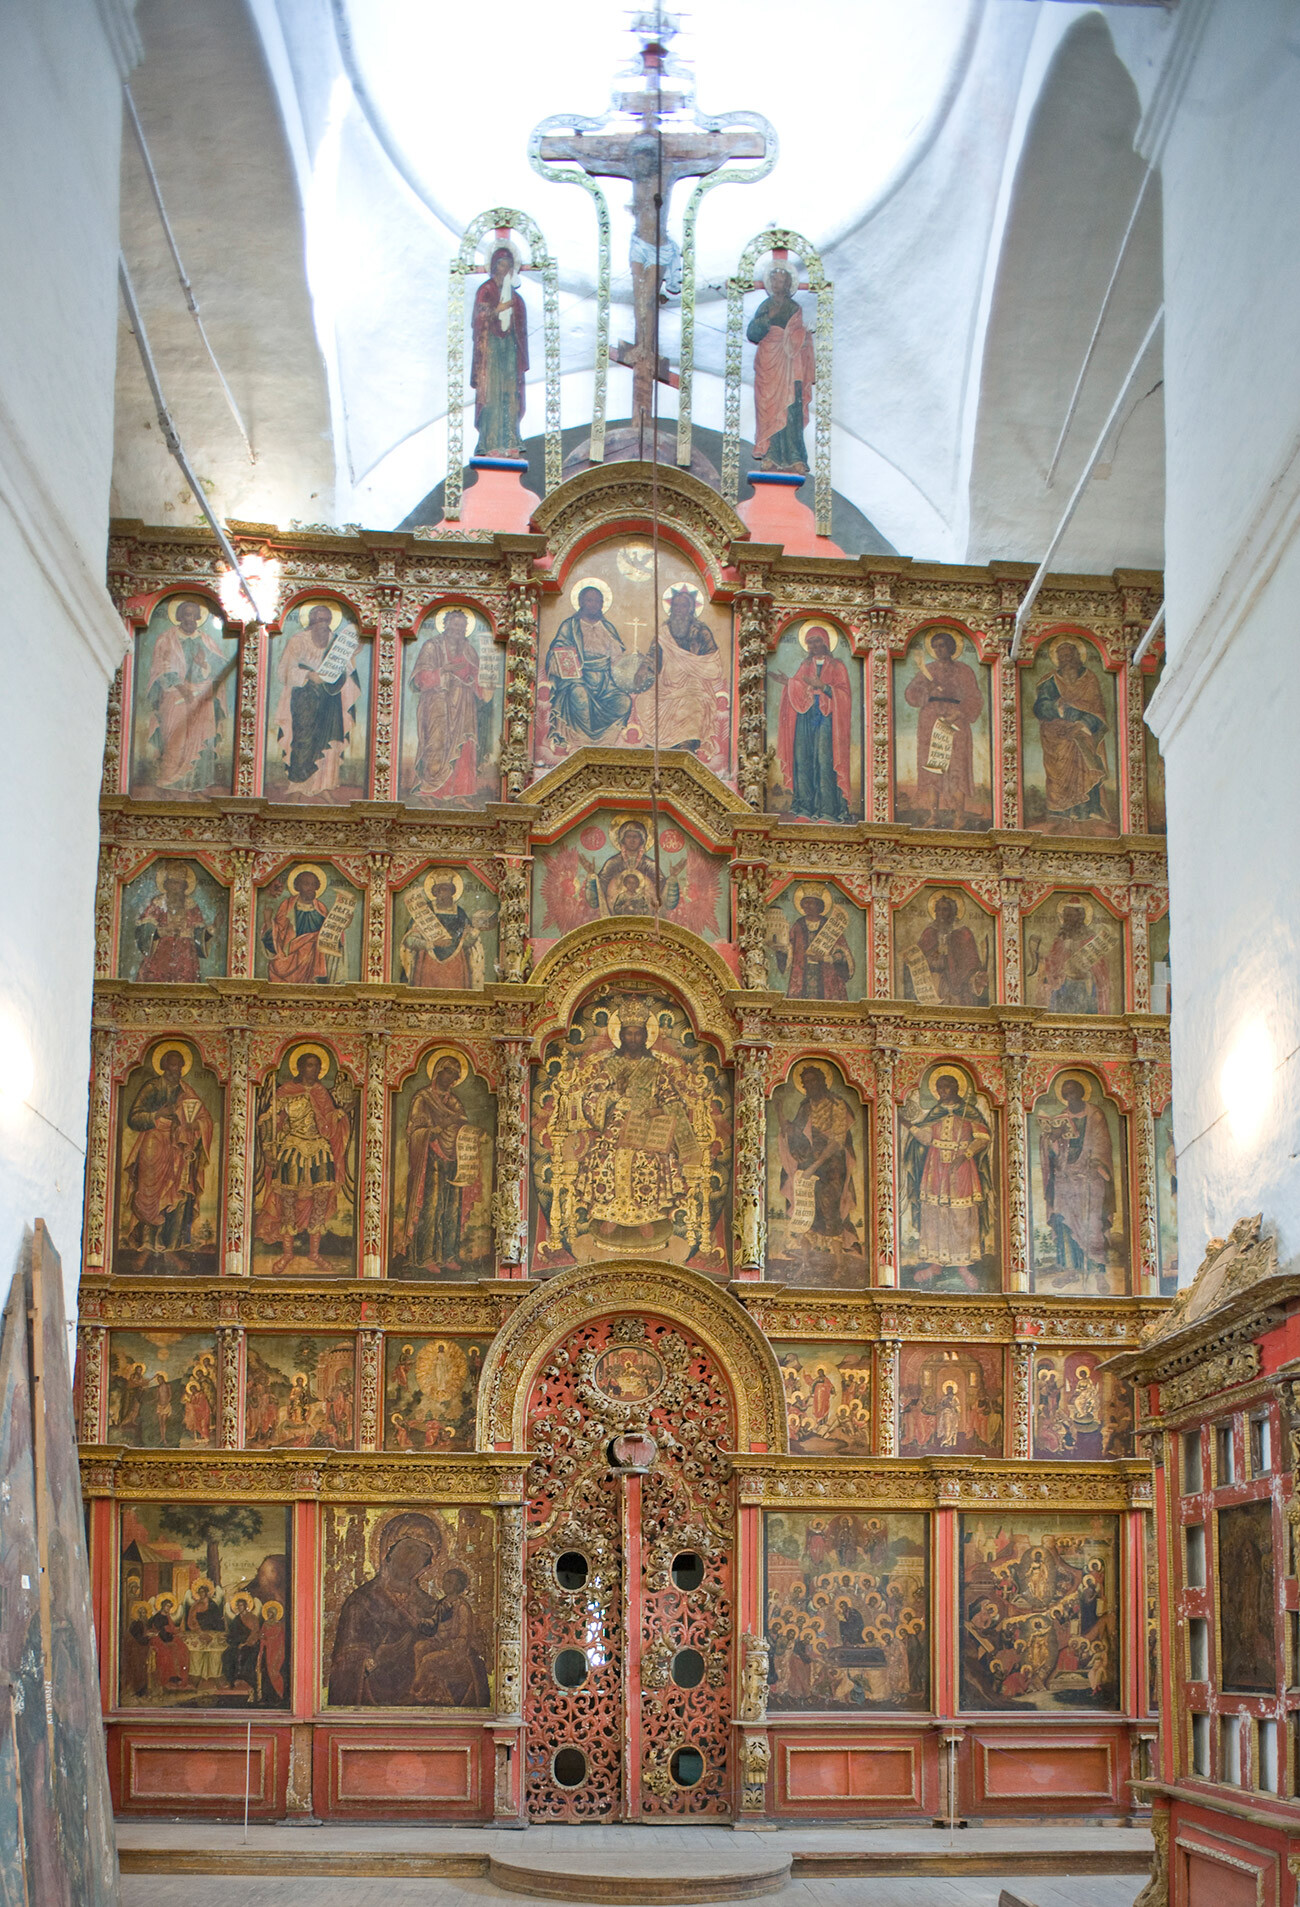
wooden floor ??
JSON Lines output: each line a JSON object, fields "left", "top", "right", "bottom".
{"left": 115, "top": 1821, "right": 1153, "bottom": 1907}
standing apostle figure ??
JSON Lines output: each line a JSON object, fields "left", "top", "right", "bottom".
{"left": 471, "top": 246, "right": 528, "bottom": 459}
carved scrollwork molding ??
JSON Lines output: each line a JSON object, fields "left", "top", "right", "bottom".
{"left": 528, "top": 920, "right": 739, "bottom": 1059}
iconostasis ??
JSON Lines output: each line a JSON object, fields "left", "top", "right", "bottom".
{"left": 79, "top": 469, "right": 1168, "bottom": 1824}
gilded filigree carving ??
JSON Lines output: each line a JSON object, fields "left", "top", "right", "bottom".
{"left": 493, "top": 1037, "right": 529, "bottom": 1269}
{"left": 78, "top": 1323, "right": 107, "bottom": 1444}
{"left": 873, "top": 1047, "right": 897, "bottom": 1285}
{"left": 738, "top": 1731, "right": 771, "bottom": 1813}
{"left": 223, "top": 1026, "right": 250, "bottom": 1274}
{"left": 1159, "top": 1346, "right": 1260, "bottom": 1415}
{"left": 235, "top": 620, "right": 262, "bottom": 799}
{"left": 736, "top": 591, "right": 773, "bottom": 810}
{"left": 216, "top": 1324, "right": 242, "bottom": 1449}
{"left": 495, "top": 857, "right": 532, "bottom": 984}
{"left": 737, "top": 1630, "right": 770, "bottom": 1723}
{"left": 363, "top": 1035, "right": 388, "bottom": 1277}
{"left": 497, "top": 1502, "right": 525, "bottom": 1718}
{"left": 358, "top": 1327, "right": 382, "bottom": 1451}
{"left": 82, "top": 1446, "right": 524, "bottom": 1500}
{"left": 1011, "top": 1340, "right": 1031, "bottom": 1459}
{"left": 83, "top": 1026, "right": 115, "bottom": 1269}
{"left": 877, "top": 1338, "right": 899, "bottom": 1456}
{"left": 501, "top": 565, "right": 539, "bottom": 800}
{"left": 733, "top": 861, "right": 770, "bottom": 991}
{"left": 734, "top": 1042, "right": 769, "bottom": 1275}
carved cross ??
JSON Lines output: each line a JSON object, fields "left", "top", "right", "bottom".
{"left": 537, "top": 17, "right": 767, "bottom": 428}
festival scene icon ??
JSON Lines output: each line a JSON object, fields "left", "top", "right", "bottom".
{"left": 536, "top": 540, "right": 731, "bottom": 774}
{"left": 384, "top": 1337, "right": 488, "bottom": 1451}
{"left": 118, "top": 1502, "right": 290, "bottom": 1709}
{"left": 399, "top": 603, "right": 502, "bottom": 806}
{"left": 959, "top": 1514, "right": 1120, "bottom": 1711}
{"left": 766, "top": 1512, "right": 930, "bottom": 1711}
{"left": 322, "top": 1506, "right": 494, "bottom": 1709}
{"left": 774, "top": 1344, "right": 872, "bottom": 1455}
{"left": 898, "top": 1345, "right": 1004, "bottom": 1457}
{"left": 765, "top": 619, "right": 863, "bottom": 821}
{"left": 1032, "top": 1351, "right": 1133, "bottom": 1459}
{"left": 105, "top": 1331, "right": 217, "bottom": 1447}
{"left": 892, "top": 628, "right": 993, "bottom": 829}
{"left": 119, "top": 858, "right": 228, "bottom": 983}
{"left": 531, "top": 989, "right": 732, "bottom": 1274}
{"left": 244, "top": 1335, "right": 356, "bottom": 1450}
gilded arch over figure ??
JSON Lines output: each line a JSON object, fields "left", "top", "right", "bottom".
{"left": 475, "top": 1258, "right": 787, "bottom": 1455}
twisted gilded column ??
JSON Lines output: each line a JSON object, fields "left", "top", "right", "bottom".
{"left": 216, "top": 1325, "right": 242, "bottom": 1449}
{"left": 77, "top": 1323, "right": 108, "bottom": 1444}
{"left": 495, "top": 857, "right": 532, "bottom": 985}
{"left": 1011, "top": 1340, "right": 1032, "bottom": 1459}
{"left": 1134, "top": 1058, "right": 1160, "bottom": 1296}
{"left": 733, "top": 1039, "right": 770, "bottom": 1277}
{"left": 877, "top": 1338, "right": 899, "bottom": 1456}
{"left": 1131, "top": 888, "right": 1152, "bottom": 1014}
{"left": 1000, "top": 860, "right": 1023, "bottom": 1007}
{"left": 1004, "top": 1050, "right": 1029, "bottom": 1291}
{"left": 493, "top": 1038, "right": 529, "bottom": 1271}
{"left": 870, "top": 867, "right": 892, "bottom": 1000}
{"left": 496, "top": 1504, "right": 525, "bottom": 1719}
{"left": 227, "top": 850, "right": 256, "bottom": 979}
{"left": 365, "top": 853, "right": 391, "bottom": 984}
{"left": 235, "top": 622, "right": 263, "bottom": 798}
{"left": 362, "top": 1034, "right": 388, "bottom": 1278}
{"left": 100, "top": 663, "right": 125, "bottom": 798}
{"left": 83, "top": 1027, "right": 114, "bottom": 1270}
{"left": 372, "top": 581, "right": 401, "bottom": 800}
{"left": 733, "top": 861, "right": 770, "bottom": 992}
{"left": 866, "top": 607, "right": 895, "bottom": 825}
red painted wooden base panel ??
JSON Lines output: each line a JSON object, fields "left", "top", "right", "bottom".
{"left": 107, "top": 1723, "right": 290, "bottom": 1817}
{"left": 769, "top": 1730, "right": 936, "bottom": 1816}
{"left": 314, "top": 1726, "right": 487, "bottom": 1819}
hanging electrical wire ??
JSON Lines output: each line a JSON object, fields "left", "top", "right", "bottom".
{"left": 649, "top": 20, "right": 667, "bottom": 937}
{"left": 122, "top": 82, "right": 257, "bottom": 465}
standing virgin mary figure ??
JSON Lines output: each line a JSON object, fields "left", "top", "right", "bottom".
{"left": 471, "top": 246, "right": 529, "bottom": 458}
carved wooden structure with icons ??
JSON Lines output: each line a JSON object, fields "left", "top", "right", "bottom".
{"left": 79, "top": 467, "right": 1170, "bottom": 1824}
{"left": 1114, "top": 1218, "right": 1300, "bottom": 1906}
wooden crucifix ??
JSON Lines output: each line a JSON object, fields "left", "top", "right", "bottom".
{"left": 537, "top": 26, "right": 768, "bottom": 430}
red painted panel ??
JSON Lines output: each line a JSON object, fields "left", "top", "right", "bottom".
{"left": 109, "top": 1726, "right": 287, "bottom": 1816}
{"left": 784, "top": 1744, "right": 917, "bottom": 1802}
{"left": 335, "top": 1743, "right": 472, "bottom": 1803}
{"left": 979, "top": 1740, "right": 1113, "bottom": 1801}
{"left": 1183, "top": 1851, "right": 1263, "bottom": 1907}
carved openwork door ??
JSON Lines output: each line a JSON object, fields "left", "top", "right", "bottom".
{"left": 523, "top": 1315, "right": 735, "bottom": 1821}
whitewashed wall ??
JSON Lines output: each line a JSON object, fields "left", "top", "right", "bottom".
{"left": 0, "top": 0, "right": 136, "bottom": 1317}
{"left": 1147, "top": 0, "right": 1300, "bottom": 1269}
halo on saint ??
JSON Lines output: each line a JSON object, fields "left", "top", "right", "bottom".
{"left": 424, "top": 1046, "right": 469, "bottom": 1084}
{"left": 570, "top": 575, "right": 614, "bottom": 614}
{"left": 605, "top": 999, "right": 660, "bottom": 1050}
{"left": 287, "top": 861, "right": 329, "bottom": 895}
{"left": 1053, "top": 1068, "right": 1096, "bottom": 1102}
{"left": 662, "top": 580, "right": 705, "bottom": 616}
{"left": 153, "top": 861, "right": 197, "bottom": 896}
{"left": 796, "top": 620, "right": 840, "bottom": 652}
{"left": 1056, "top": 893, "right": 1094, "bottom": 924}
{"left": 758, "top": 251, "right": 804, "bottom": 294}
{"left": 793, "top": 881, "right": 832, "bottom": 912}
{"left": 372, "top": 1508, "right": 444, "bottom": 1571}
{"left": 1050, "top": 632, "right": 1087, "bottom": 669}
{"left": 166, "top": 595, "right": 213, "bottom": 625}
{"left": 151, "top": 1039, "right": 193, "bottom": 1075}
{"left": 286, "top": 1040, "right": 333, "bottom": 1079}
{"left": 478, "top": 234, "right": 523, "bottom": 281}
{"left": 423, "top": 869, "right": 465, "bottom": 908}
{"left": 922, "top": 1059, "right": 973, "bottom": 1102}
{"left": 616, "top": 543, "right": 654, "bottom": 581}
{"left": 609, "top": 813, "right": 650, "bottom": 844}
{"left": 926, "top": 889, "right": 966, "bottom": 920}
{"left": 262, "top": 1601, "right": 284, "bottom": 1623}
{"left": 793, "top": 1059, "right": 832, "bottom": 1093}
{"left": 433, "top": 603, "right": 475, "bottom": 634}
{"left": 295, "top": 598, "right": 344, "bottom": 632}
{"left": 922, "top": 626, "right": 964, "bottom": 662}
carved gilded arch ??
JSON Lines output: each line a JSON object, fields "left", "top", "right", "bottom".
{"left": 530, "top": 463, "right": 748, "bottom": 582}
{"left": 527, "top": 919, "right": 739, "bottom": 1058}
{"left": 525, "top": 749, "right": 748, "bottom": 843}
{"left": 475, "top": 1257, "right": 788, "bottom": 1454}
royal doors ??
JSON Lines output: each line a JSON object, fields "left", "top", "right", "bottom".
{"left": 523, "top": 1316, "right": 735, "bottom": 1820}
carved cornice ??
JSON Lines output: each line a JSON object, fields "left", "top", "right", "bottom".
{"left": 1113, "top": 1215, "right": 1294, "bottom": 1385}
{"left": 80, "top": 1446, "right": 525, "bottom": 1501}
{"left": 741, "top": 1290, "right": 1163, "bottom": 1346}
{"left": 476, "top": 1259, "right": 789, "bottom": 1454}
{"left": 732, "top": 1455, "right": 1149, "bottom": 1511}
{"left": 524, "top": 749, "right": 748, "bottom": 842}
{"left": 76, "top": 1276, "right": 529, "bottom": 1333}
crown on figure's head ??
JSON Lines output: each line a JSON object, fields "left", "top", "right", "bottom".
{"left": 619, "top": 1001, "right": 653, "bottom": 1027}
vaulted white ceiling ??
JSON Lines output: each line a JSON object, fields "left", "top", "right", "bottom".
{"left": 112, "top": 0, "right": 1173, "bottom": 570}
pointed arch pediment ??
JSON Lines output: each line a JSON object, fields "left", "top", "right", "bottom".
{"left": 524, "top": 748, "right": 748, "bottom": 844}
{"left": 531, "top": 462, "right": 748, "bottom": 577}
{"left": 527, "top": 919, "right": 739, "bottom": 1058}
{"left": 475, "top": 1257, "right": 787, "bottom": 1454}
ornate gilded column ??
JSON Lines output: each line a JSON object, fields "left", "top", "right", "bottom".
{"left": 1000, "top": 856, "right": 1024, "bottom": 1007}
{"left": 736, "top": 1631, "right": 771, "bottom": 1817}
{"left": 1004, "top": 1049, "right": 1029, "bottom": 1291}
{"left": 223, "top": 1027, "right": 251, "bottom": 1275}
{"left": 495, "top": 857, "right": 532, "bottom": 984}
{"left": 83, "top": 1026, "right": 114, "bottom": 1271}
{"left": 362, "top": 1034, "right": 388, "bottom": 1278}
{"left": 78, "top": 1323, "right": 108, "bottom": 1444}
{"left": 873, "top": 1044, "right": 897, "bottom": 1286}
{"left": 735, "top": 587, "right": 773, "bottom": 811}
{"left": 1121, "top": 595, "right": 1151, "bottom": 836}
{"left": 1131, "top": 886, "right": 1152, "bottom": 1014}
{"left": 1011, "top": 1339, "right": 1033, "bottom": 1459}
{"left": 501, "top": 557, "right": 539, "bottom": 800}
{"left": 234, "top": 622, "right": 263, "bottom": 798}
{"left": 733, "top": 1036, "right": 770, "bottom": 1277}
{"left": 870, "top": 865, "right": 893, "bottom": 1000}
{"left": 216, "top": 1325, "right": 242, "bottom": 1449}
{"left": 371, "top": 578, "right": 401, "bottom": 801}
{"left": 1134, "top": 1058, "right": 1161, "bottom": 1296}
{"left": 496, "top": 1504, "right": 525, "bottom": 1720}
{"left": 877, "top": 1338, "right": 900, "bottom": 1456}
{"left": 99, "top": 663, "right": 125, "bottom": 799}
{"left": 493, "top": 1037, "right": 529, "bottom": 1271}
{"left": 733, "top": 860, "right": 770, "bottom": 992}
{"left": 365, "top": 853, "right": 390, "bottom": 985}
{"left": 227, "top": 849, "right": 256, "bottom": 979}
{"left": 358, "top": 1328, "right": 382, "bottom": 1452}
{"left": 866, "top": 606, "right": 895, "bottom": 824}
{"left": 94, "top": 844, "right": 121, "bottom": 980}
{"left": 993, "top": 605, "right": 1021, "bottom": 831}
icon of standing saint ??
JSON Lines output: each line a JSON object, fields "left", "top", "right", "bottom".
{"left": 471, "top": 243, "right": 529, "bottom": 459}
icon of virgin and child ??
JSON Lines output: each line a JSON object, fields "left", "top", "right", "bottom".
{"left": 543, "top": 570, "right": 727, "bottom": 768}
{"left": 326, "top": 1512, "right": 489, "bottom": 1709}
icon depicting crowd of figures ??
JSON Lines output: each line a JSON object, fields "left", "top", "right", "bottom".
{"left": 244, "top": 1335, "right": 355, "bottom": 1450}
{"left": 764, "top": 883, "right": 867, "bottom": 1001}
{"left": 536, "top": 540, "right": 732, "bottom": 773}
{"left": 254, "top": 863, "right": 364, "bottom": 984}
{"left": 129, "top": 596, "right": 238, "bottom": 798}
{"left": 765, "top": 1512, "right": 930, "bottom": 1712}
{"left": 119, "top": 1502, "right": 290, "bottom": 1709}
{"left": 106, "top": 1331, "right": 218, "bottom": 1447}
{"left": 892, "top": 630, "right": 994, "bottom": 830}
{"left": 766, "top": 1062, "right": 869, "bottom": 1289}
{"left": 399, "top": 604, "right": 503, "bottom": 807}
{"left": 322, "top": 1507, "right": 493, "bottom": 1709}
{"left": 898, "top": 1063, "right": 999, "bottom": 1292}
{"left": 766, "top": 620, "right": 863, "bottom": 822}
{"left": 252, "top": 1045, "right": 358, "bottom": 1275}
{"left": 775, "top": 1345, "right": 872, "bottom": 1455}
{"left": 264, "top": 600, "right": 370, "bottom": 803}
{"left": 115, "top": 1040, "right": 222, "bottom": 1277}
{"left": 531, "top": 990, "right": 732, "bottom": 1274}
{"left": 393, "top": 868, "right": 499, "bottom": 989}
{"left": 532, "top": 811, "right": 728, "bottom": 942}
{"left": 119, "top": 859, "right": 229, "bottom": 982}
{"left": 899, "top": 1345, "right": 1004, "bottom": 1457}
{"left": 959, "top": 1515, "right": 1120, "bottom": 1711}
{"left": 389, "top": 1051, "right": 496, "bottom": 1281}
{"left": 1028, "top": 1072, "right": 1129, "bottom": 1295}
